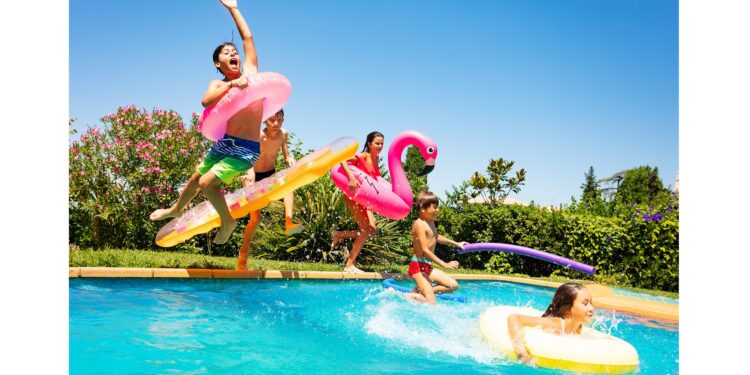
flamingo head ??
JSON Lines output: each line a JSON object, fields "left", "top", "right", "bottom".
{"left": 415, "top": 136, "right": 438, "bottom": 176}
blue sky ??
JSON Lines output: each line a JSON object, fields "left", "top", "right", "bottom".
{"left": 70, "top": 0, "right": 678, "bottom": 206}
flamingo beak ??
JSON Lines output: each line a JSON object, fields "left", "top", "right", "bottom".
{"left": 418, "top": 159, "right": 435, "bottom": 176}
{"left": 417, "top": 165, "right": 434, "bottom": 176}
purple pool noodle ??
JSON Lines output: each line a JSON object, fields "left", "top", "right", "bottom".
{"left": 458, "top": 243, "right": 595, "bottom": 275}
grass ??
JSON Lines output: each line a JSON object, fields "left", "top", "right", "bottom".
{"left": 69, "top": 247, "right": 678, "bottom": 299}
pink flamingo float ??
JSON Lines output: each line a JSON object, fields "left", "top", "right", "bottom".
{"left": 330, "top": 130, "right": 438, "bottom": 220}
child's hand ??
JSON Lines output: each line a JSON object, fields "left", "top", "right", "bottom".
{"left": 456, "top": 241, "right": 469, "bottom": 250}
{"left": 231, "top": 77, "right": 248, "bottom": 89}
{"left": 286, "top": 156, "right": 296, "bottom": 166}
{"left": 240, "top": 172, "right": 255, "bottom": 187}
{"left": 444, "top": 260, "right": 459, "bottom": 269}
{"left": 514, "top": 344, "right": 535, "bottom": 366}
{"left": 219, "top": 0, "right": 238, "bottom": 10}
{"left": 347, "top": 178, "right": 360, "bottom": 192}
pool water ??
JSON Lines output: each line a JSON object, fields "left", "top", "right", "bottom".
{"left": 70, "top": 278, "right": 678, "bottom": 374}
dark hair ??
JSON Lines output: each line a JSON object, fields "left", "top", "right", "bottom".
{"left": 212, "top": 42, "right": 237, "bottom": 74}
{"left": 362, "top": 131, "right": 384, "bottom": 152}
{"left": 273, "top": 108, "right": 284, "bottom": 117}
{"left": 416, "top": 191, "right": 439, "bottom": 211}
{"left": 542, "top": 282, "right": 585, "bottom": 318}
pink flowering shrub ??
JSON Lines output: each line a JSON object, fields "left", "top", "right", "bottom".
{"left": 69, "top": 106, "right": 212, "bottom": 249}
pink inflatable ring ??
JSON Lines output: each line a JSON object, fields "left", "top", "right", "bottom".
{"left": 199, "top": 72, "right": 292, "bottom": 141}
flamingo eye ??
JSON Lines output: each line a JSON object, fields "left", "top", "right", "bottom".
{"left": 426, "top": 147, "right": 435, "bottom": 154}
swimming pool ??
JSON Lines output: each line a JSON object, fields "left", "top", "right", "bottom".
{"left": 70, "top": 278, "right": 678, "bottom": 374}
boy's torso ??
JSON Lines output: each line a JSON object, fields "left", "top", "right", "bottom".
{"left": 412, "top": 219, "right": 438, "bottom": 257}
{"left": 254, "top": 127, "right": 285, "bottom": 171}
{"left": 225, "top": 99, "right": 264, "bottom": 142}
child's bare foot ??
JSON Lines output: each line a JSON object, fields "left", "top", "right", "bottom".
{"left": 213, "top": 219, "right": 238, "bottom": 244}
{"left": 237, "top": 263, "right": 248, "bottom": 271}
{"left": 149, "top": 207, "right": 181, "bottom": 221}
{"left": 330, "top": 230, "right": 341, "bottom": 249}
{"left": 344, "top": 265, "right": 365, "bottom": 274}
{"left": 237, "top": 255, "right": 248, "bottom": 270}
{"left": 285, "top": 222, "right": 304, "bottom": 236}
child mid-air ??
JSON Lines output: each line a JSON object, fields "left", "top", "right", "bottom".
{"left": 236, "top": 109, "right": 303, "bottom": 270}
{"left": 507, "top": 282, "right": 595, "bottom": 365}
{"left": 406, "top": 191, "right": 468, "bottom": 304}
{"left": 150, "top": 0, "right": 265, "bottom": 244}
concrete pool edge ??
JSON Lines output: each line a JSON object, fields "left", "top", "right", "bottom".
{"left": 69, "top": 267, "right": 678, "bottom": 323}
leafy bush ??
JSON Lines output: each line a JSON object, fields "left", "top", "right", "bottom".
{"left": 437, "top": 202, "right": 679, "bottom": 291}
{"left": 69, "top": 106, "right": 214, "bottom": 249}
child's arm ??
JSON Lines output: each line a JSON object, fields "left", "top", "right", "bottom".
{"left": 437, "top": 234, "right": 469, "bottom": 250}
{"left": 507, "top": 315, "right": 560, "bottom": 365}
{"left": 221, "top": 0, "right": 258, "bottom": 76}
{"left": 201, "top": 79, "right": 243, "bottom": 108}
{"left": 412, "top": 222, "right": 458, "bottom": 269}
{"left": 281, "top": 129, "right": 295, "bottom": 167}
{"left": 339, "top": 162, "right": 359, "bottom": 192}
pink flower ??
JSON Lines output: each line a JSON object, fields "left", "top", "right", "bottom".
{"left": 80, "top": 170, "right": 86, "bottom": 176}
{"left": 167, "top": 187, "right": 174, "bottom": 193}
{"left": 114, "top": 166, "right": 120, "bottom": 174}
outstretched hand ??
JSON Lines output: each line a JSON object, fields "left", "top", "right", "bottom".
{"left": 219, "top": 0, "right": 238, "bottom": 10}
{"left": 456, "top": 241, "right": 469, "bottom": 250}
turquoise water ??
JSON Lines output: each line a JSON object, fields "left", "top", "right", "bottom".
{"left": 70, "top": 278, "right": 678, "bottom": 374}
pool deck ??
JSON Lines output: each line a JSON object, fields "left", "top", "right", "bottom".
{"left": 69, "top": 267, "right": 678, "bottom": 323}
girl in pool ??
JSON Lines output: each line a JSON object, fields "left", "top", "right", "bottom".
{"left": 507, "top": 282, "right": 595, "bottom": 365}
{"left": 330, "top": 131, "right": 384, "bottom": 274}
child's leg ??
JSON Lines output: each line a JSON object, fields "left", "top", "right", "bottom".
{"left": 198, "top": 171, "right": 237, "bottom": 244}
{"left": 342, "top": 198, "right": 376, "bottom": 272}
{"left": 411, "top": 272, "right": 436, "bottom": 304}
{"left": 149, "top": 173, "right": 202, "bottom": 220}
{"left": 238, "top": 210, "right": 262, "bottom": 270}
{"left": 330, "top": 197, "right": 366, "bottom": 247}
{"left": 283, "top": 192, "right": 303, "bottom": 235}
{"left": 428, "top": 269, "right": 459, "bottom": 294}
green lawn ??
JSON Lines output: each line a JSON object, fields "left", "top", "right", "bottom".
{"left": 69, "top": 247, "right": 678, "bottom": 299}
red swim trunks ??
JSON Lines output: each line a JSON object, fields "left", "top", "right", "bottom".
{"left": 408, "top": 258, "right": 433, "bottom": 276}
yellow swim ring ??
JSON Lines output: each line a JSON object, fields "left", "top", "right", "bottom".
{"left": 155, "top": 137, "right": 359, "bottom": 247}
{"left": 479, "top": 306, "right": 639, "bottom": 374}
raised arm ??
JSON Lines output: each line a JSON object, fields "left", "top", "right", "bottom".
{"left": 220, "top": 0, "right": 258, "bottom": 76}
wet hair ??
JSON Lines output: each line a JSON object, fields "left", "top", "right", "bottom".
{"left": 212, "top": 42, "right": 238, "bottom": 74}
{"left": 362, "top": 131, "right": 385, "bottom": 153}
{"left": 542, "top": 282, "right": 585, "bottom": 318}
{"left": 416, "top": 191, "right": 439, "bottom": 211}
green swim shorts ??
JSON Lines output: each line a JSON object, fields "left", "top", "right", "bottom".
{"left": 196, "top": 135, "right": 260, "bottom": 183}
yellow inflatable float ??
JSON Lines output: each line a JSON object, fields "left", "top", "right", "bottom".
{"left": 155, "top": 137, "right": 359, "bottom": 247}
{"left": 479, "top": 306, "right": 639, "bottom": 374}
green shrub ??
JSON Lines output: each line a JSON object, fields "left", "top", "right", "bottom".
{"left": 69, "top": 106, "right": 215, "bottom": 249}
{"left": 438, "top": 203, "right": 678, "bottom": 291}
